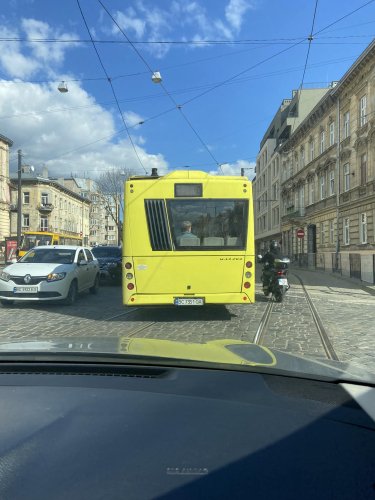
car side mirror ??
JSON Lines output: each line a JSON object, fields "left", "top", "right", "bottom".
{"left": 78, "top": 260, "right": 88, "bottom": 266}
{"left": 257, "top": 255, "right": 263, "bottom": 263}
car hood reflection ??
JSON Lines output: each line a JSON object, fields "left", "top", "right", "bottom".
{"left": 0, "top": 337, "right": 373, "bottom": 384}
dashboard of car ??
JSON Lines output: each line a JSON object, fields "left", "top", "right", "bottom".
{"left": 0, "top": 361, "right": 373, "bottom": 499}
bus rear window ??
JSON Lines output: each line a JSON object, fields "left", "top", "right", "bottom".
{"left": 22, "top": 235, "right": 52, "bottom": 250}
{"left": 167, "top": 199, "right": 248, "bottom": 250}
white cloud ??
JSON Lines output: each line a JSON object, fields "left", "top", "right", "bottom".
{"left": 210, "top": 159, "right": 256, "bottom": 177}
{"left": 0, "top": 26, "right": 40, "bottom": 78}
{"left": 225, "top": 0, "right": 252, "bottom": 31}
{"left": 0, "top": 19, "right": 79, "bottom": 79}
{"left": 22, "top": 18, "right": 80, "bottom": 65}
{"left": 104, "top": 0, "right": 253, "bottom": 58}
{"left": 122, "top": 110, "right": 146, "bottom": 129}
{"left": 1, "top": 80, "right": 168, "bottom": 178}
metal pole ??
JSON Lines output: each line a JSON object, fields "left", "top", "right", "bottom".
{"left": 17, "top": 149, "right": 22, "bottom": 247}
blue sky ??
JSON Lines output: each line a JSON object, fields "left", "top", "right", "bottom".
{"left": 1, "top": 0, "right": 375, "bottom": 178}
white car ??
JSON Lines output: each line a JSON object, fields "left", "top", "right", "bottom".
{"left": 0, "top": 246, "right": 100, "bottom": 306}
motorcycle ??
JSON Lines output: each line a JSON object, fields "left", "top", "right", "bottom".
{"left": 259, "top": 256, "right": 290, "bottom": 302}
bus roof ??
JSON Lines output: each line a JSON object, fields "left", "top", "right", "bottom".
{"left": 128, "top": 170, "right": 249, "bottom": 182}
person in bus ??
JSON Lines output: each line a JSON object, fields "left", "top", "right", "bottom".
{"left": 178, "top": 221, "right": 197, "bottom": 243}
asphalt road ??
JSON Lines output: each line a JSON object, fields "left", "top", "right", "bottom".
{"left": 0, "top": 272, "right": 374, "bottom": 373}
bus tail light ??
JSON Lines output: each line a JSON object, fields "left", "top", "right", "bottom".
{"left": 125, "top": 262, "right": 132, "bottom": 269}
{"left": 245, "top": 261, "right": 253, "bottom": 268}
{"left": 243, "top": 282, "right": 251, "bottom": 289}
{"left": 126, "top": 273, "right": 134, "bottom": 280}
{"left": 245, "top": 272, "right": 252, "bottom": 278}
{"left": 127, "top": 283, "right": 135, "bottom": 290}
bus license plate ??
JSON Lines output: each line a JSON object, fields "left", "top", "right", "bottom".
{"left": 13, "top": 286, "right": 38, "bottom": 294}
{"left": 278, "top": 279, "right": 288, "bottom": 286}
{"left": 174, "top": 298, "right": 204, "bottom": 306}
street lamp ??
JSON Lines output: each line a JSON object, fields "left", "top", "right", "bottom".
{"left": 58, "top": 81, "right": 69, "bottom": 93}
{"left": 151, "top": 71, "right": 162, "bottom": 84}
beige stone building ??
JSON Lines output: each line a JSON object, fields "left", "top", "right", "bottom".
{"left": 278, "top": 39, "right": 375, "bottom": 282}
{"left": 254, "top": 88, "right": 331, "bottom": 254}
{"left": 61, "top": 177, "right": 119, "bottom": 246}
{"left": 0, "top": 133, "right": 13, "bottom": 250}
{"left": 10, "top": 170, "right": 90, "bottom": 244}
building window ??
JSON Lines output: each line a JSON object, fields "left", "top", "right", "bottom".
{"left": 105, "top": 235, "right": 116, "bottom": 241}
{"left": 23, "top": 192, "right": 30, "bottom": 204}
{"left": 300, "top": 147, "right": 305, "bottom": 167}
{"left": 41, "top": 193, "right": 49, "bottom": 205}
{"left": 272, "top": 181, "right": 278, "bottom": 201}
{"left": 360, "top": 153, "right": 367, "bottom": 185}
{"left": 320, "top": 222, "right": 325, "bottom": 245}
{"left": 40, "top": 215, "right": 48, "bottom": 232}
{"left": 309, "top": 179, "right": 314, "bottom": 205}
{"left": 359, "top": 95, "right": 367, "bottom": 127}
{"left": 320, "top": 130, "right": 325, "bottom": 154}
{"left": 329, "top": 170, "right": 335, "bottom": 196}
{"left": 106, "top": 226, "right": 115, "bottom": 231}
{"left": 343, "top": 217, "right": 350, "bottom": 245}
{"left": 329, "top": 220, "right": 334, "bottom": 244}
{"left": 329, "top": 122, "right": 335, "bottom": 146}
{"left": 309, "top": 140, "right": 314, "bottom": 161}
{"left": 343, "top": 111, "right": 350, "bottom": 138}
{"left": 343, "top": 163, "right": 350, "bottom": 192}
{"left": 320, "top": 174, "right": 325, "bottom": 200}
{"left": 22, "top": 213, "right": 29, "bottom": 228}
{"left": 360, "top": 213, "right": 367, "bottom": 244}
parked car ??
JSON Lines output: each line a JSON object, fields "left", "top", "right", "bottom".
{"left": 91, "top": 246, "right": 122, "bottom": 284}
{"left": 0, "top": 246, "right": 100, "bottom": 306}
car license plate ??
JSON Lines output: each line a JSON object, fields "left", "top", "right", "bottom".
{"left": 174, "top": 298, "right": 204, "bottom": 306}
{"left": 278, "top": 279, "right": 288, "bottom": 286}
{"left": 13, "top": 286, "right": 38, "bottom": 294}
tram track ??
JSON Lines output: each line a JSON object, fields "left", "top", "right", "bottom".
{"left": 254, "top": 274, "right": 339, "bottom": 361}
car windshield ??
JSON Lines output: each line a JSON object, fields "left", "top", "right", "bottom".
{"left": 91, "top": 247, "right": 121, "bottom": 258}
{"left": 19, "top": 249, "right": 76, "bottom": 264}
{"left": 0, "top": 0, "right": 374, "bottom": 388}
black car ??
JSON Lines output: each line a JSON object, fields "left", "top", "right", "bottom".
{"left": 91, "top": 246, "right": 122, "bottom": 283}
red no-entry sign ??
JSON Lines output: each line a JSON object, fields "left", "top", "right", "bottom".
{"left": 296, "top": 228, "right": 305, "bottom": 239}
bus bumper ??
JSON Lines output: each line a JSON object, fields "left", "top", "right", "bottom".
{"left": 124, "top": 292, "right": 254, "bottom": 306}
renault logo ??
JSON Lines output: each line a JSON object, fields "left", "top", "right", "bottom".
{"left": 24, "top": 274, "right": 32, "bottom": 284}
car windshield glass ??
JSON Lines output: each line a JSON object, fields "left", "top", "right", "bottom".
{"left": 0, "top": 0, "right": 374, "bottom": 388}
{"left": 91, "top": 247, "right": 121, "bottom": 258}
{"left": 19, "top": 249, "right": 75, "bottom": 264}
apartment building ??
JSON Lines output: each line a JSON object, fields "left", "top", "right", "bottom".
{"left": 0, "top": 133, "right": 13, "bottom": 245}
{"left": 10, "top": 169, "right": 90, "bottom": 243}
{"left": 254, "top": 87, "right": 331, "bottom": 253}
{"left": 62, "top": 177, "right": 119, "bottom": 246}
{"left": 278, "top": 39, "right": 375, "bottom": 282}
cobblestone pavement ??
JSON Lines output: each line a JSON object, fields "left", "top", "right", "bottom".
{"left": 0, "top": 271, "right": 374, "bottom": 376}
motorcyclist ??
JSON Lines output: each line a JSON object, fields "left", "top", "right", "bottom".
{"left": 260, "top": 241, "right": 281, "bottom": 294}
{"left": 261, "top": 240, "right": 281, "bottom": 267}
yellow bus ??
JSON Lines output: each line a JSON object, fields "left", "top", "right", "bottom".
{"left": 18, "top": 231, "right": 83, "bottom": 257}
{"left": 123, "top": 170, "right": 255, "bottom": 306}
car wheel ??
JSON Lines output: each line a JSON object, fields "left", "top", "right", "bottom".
{"left": 90, "top": 275, "right": 100, "bottom": 294}
{"left": 1, "top": 299, "right": 14, "bottom": 306}
{"left": 64, "top": 280, "right": 78, "bottom": 305}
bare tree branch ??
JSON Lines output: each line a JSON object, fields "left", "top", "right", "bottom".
{"left": 96, "top": 168, "right": 134, "bottom": 245}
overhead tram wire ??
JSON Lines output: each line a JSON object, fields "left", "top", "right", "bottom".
{"left": 76, "top": 0, "right": 147, "bottom": 174}
{"left": 291, "top": 0, "right": 319, "bottom": 131}
{"left": 97, "top": 0, "right": 224, "bottom": 174}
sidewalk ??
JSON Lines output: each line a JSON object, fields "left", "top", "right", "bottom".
{"left": 289, "top": 265, "right": 375, "bottom": 296}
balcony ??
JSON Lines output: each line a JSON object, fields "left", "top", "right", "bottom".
{"left": 281, "top": 206, "right": 305, "bottom": 222}
{"left": 37, "top": 203, "right": 54, "bottom": 212}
